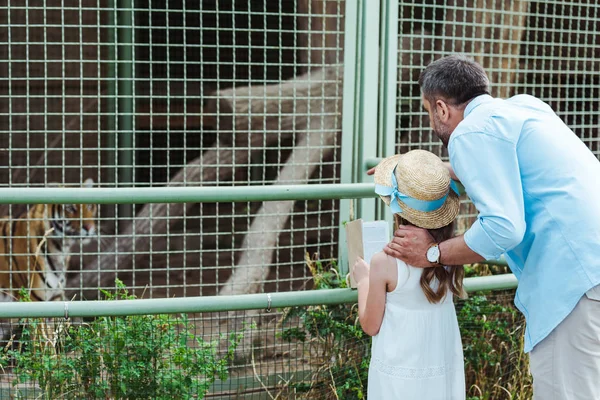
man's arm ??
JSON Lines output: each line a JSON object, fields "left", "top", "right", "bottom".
{"left": 450, "top": 133, "right": 526, "bottom": 261}
{"left": 438, "top": 234, "right": 483, "bottom": 265}
{"left": 386, "top": 132, "right": 526, "bottom": 267}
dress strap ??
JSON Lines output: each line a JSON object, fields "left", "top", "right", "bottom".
{"left": 389, "top": 259, "right": 411, "bottom": 294}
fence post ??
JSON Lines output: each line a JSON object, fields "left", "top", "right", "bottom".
{"left": 117, "top": 0, "right": 135, "bottom": 228}
{"left": 377, "top": 0, "right": 399, "bottom": 227}
{"left": 339, "top": 0, "right": 381, "bottom": 277}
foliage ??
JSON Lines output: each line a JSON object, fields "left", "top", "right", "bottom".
{"left": 1, "top": 280, "right": 245, "bottom": 400}
{"left": 460, "top": 262, "right": 533, "bottom": 400}
{"left": 279, "top": 254, "right": 370, "bottom": 399}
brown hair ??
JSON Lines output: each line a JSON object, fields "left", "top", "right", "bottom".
{"left": 394, "top": 214, "right": 466, "bottom": 304}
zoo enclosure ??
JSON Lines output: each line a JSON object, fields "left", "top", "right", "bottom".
{"left": 0, "top": 0, "right": 599, "bottom": 398}
{"left": 0, "top": 0, "right": 598, "bottom": 299}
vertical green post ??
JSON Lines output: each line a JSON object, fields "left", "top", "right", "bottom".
{"left": 355, "top": 0, "right": 380, "bottom": 221}
{"left": 377, "top": 0, "right": 399, "bottom": 226}
{"left": 339, "top": 0, "right": 360, "bottom": 278}
{"left": 117, "top": 0, "right": 134, "bottom": 225}
{"left": 339, "top": 0, "right": 381, "bottom": 277}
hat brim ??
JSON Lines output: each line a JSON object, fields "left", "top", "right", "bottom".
{"left": 374, "top": 154, "right": 460, "bottom": 230}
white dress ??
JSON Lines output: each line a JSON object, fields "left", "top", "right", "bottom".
{"left": 367, "top": 259, "right": 465, "bottom": 400}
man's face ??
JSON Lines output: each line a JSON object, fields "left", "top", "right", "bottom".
{"left": 422, "top": 96, "right": 453, "bottom": 148}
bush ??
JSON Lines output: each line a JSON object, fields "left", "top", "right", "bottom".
{"left": 458, "top": 292, "right": 532, "bottom": 400}
{"left": 2, "top": 280, "right": 244, "bottom": 400}
{"left": 279, "top": 255, "right": 370, "bottom": 400}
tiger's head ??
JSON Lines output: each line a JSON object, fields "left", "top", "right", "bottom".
{"left": 51, "top": 178, "right": 98, "bottom": 244}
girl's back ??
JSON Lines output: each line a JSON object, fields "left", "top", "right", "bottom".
{"left": 357, "top": 150, "right": 467, "bottom": 399}
{"left": 368, "top": 254, "right": 465, "bottom": 400}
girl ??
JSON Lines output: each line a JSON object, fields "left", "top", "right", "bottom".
{"left": 353, "top": 150, "right": 466, "bottom": 400}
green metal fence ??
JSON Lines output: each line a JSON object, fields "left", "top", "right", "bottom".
{"left": 1, "top": 0, "right": 348, "bottom": 300}
{"left": 2, "top": 0, "right": 597, "bottom": 300}
{"left": 1, "top": 0, "right": 599, "bottom": 398}
{"left": 0, "top": 271, "right": 519, "bottom": 399}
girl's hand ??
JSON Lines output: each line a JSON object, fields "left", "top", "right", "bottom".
{"left": 353, "top": 257, "right": 370, "bottom": 285}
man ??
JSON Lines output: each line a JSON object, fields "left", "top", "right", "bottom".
{"left": 372, "top": 54, "right": 600, "bottom": 399}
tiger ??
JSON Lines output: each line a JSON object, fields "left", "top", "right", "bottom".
{"left": 0, "top": 178, "right": 98, "bottom": 304}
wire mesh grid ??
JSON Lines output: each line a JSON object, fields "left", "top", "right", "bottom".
{"left": 396, "top": 0, "right": 600, "bottom": 233}
{"left": 0, "top": 290, "right": 527, "bottom": 399}
{"left": 0, "top": 1, "right": 598, "bottom": 398}
{"left": 0, "top": 0, "right": 346, "bottom": 301}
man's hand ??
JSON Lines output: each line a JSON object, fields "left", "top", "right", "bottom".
{"left": 383, "top": 225, "right": 437, "bottom": 268}
{"left": 352, "top": 257, "right": 370, "bottom": 285}
{"left": 366, "top": 167, "right": 376, "bottom": 176}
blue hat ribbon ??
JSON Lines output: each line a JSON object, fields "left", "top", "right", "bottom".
{"left": 374, "top": 167, "right": 460, "bottom": 214}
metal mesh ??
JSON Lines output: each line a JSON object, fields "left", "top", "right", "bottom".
{"left": 396, "top": 0, "right": 600, "bottom": 232}
{"left": 0, "top": 1, "right": 598, "bottom": 398}
{"left": 0, "top": 1, "right": 345, "bottom": 300}
{"left": 3, "top": 1, "right": 597, "bottom": 297}
{"left": 0, "top": 290, "right": 528, "bottom": 399}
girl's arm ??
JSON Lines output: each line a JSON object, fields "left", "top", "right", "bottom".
{"left": 353, "top": 252, "right": 390, "bottom": 336}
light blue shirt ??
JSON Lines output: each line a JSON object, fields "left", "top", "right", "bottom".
{"left": 449, "top": 94, "right": 600, "bottom": 353}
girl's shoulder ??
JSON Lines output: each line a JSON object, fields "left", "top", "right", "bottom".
{"left": 370, "top": 252, "right": 405, "bottom": 292}
{"left": 370, "top": 251, "right": 398, "bottom": 273}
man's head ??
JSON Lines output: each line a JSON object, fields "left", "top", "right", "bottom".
{"left": 419, "top": 54, "right": 490, "bottom": 146}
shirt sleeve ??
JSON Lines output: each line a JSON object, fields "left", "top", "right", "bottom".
{"left": 449, "top": 132, "right": 526, "bottom": 260}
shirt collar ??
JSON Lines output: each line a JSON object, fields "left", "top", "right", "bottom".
{"left": 464, "top": 94, "right": 494, "bottom": 118}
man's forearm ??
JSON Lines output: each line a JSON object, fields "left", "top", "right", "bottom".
{"left": 439, "top": 234, "right": 485, "bottom": 265}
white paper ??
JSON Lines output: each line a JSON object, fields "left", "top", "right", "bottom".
{"left": 361, "top": 220, "right": 390, "bottom": 264}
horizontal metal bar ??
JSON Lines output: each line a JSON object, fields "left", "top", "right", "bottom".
{"left": 365, "top": 157, "right": 383, "bottom": 169}
{"left": 0, "top": 288, "right": 357, "bottom": 318}
{"left": 0, "top": 184, "right": 377, "bottom": 204}
{"left": 0, "top": 274, "right": 517, "bottom": 318}
{"left": 463, "top": 272, "right": 517, "bottom": 292}
{"left": 478, "top": 258, "right": 509, "bottom": 267}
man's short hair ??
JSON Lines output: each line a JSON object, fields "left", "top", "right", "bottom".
{"left": 418, "top": 54, "right": 490, "bottom": 106}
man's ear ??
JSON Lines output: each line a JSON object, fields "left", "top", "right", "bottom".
{"left": 435, "top": 99, "right": 451, "bottom": 123}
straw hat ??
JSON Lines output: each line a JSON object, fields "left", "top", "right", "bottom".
{"left": 374, "top": 150, "right": 460, "bottom": 229}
